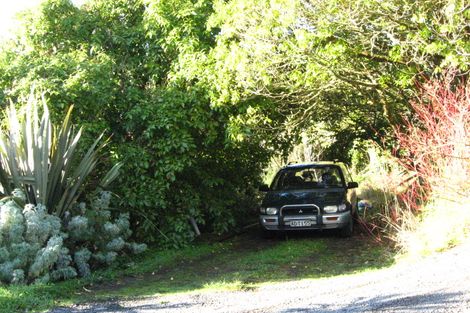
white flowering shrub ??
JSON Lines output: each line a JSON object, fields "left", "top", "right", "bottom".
{"left": 0, "top": 189, "right": 146, "bottom": 284}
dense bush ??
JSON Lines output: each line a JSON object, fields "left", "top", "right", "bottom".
{"left": 394, "top": 72, "right": 469, "bottom": 205}
{"left": 350, "top": 140, "right": 408, "bottom": 241}
{"left": 0, "top": 189, "right": 145, "bottom": 285}
{"left": 351, "top": 72, "right": 470, "bottom": 253}
{"left": 392, "top": 71, "right": 470, "bottom": 254}
{"left": 0, "top": 0, "right": 270, "bottom": 245}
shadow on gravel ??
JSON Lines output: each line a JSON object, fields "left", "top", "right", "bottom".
{"left": 279, "top": 291, "right": 466, "bottom": 313}
{"left": 52, "top": 301, "right": 196, "bottom": 313}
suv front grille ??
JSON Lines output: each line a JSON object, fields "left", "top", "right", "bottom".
{"left": 281, "top": 205, "right": 319, "bottom": 216}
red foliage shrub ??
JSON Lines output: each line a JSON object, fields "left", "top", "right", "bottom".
{"left": 393, "top": 70, "right": 470, "bottom": 210}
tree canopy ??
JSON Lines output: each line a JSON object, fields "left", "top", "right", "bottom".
{"left": 200, "top": 0, "right": 469, "bottom": 156}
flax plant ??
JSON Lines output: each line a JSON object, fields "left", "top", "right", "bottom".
{"left": 0, "top": 93, "right": 120, "bottom": 217}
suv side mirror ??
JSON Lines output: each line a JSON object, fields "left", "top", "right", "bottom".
{"left": 347, "top": 182, "right": 358, "bottom": 189}
{"left": 259, "top": 184, "right": 270, "bottom": 192}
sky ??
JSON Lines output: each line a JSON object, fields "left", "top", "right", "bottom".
{"left": 0, "top": 0, "right": 86, "bottom": 40}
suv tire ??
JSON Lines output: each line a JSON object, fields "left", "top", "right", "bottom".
{"left": 261, "top": 228, "right": 275, "bottom": 239}
{"left": 338, "top": 215, "right": 353, "bottom": 238}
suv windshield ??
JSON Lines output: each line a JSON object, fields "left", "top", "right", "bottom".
{"left": 271, "top": 166, "right": 344, "bottom": 191}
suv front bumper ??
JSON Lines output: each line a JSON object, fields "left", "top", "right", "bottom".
{"left": 259, "top": 210, "right": 351, "bottom": 231}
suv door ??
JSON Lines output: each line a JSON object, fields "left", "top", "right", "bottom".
{"left": 338, "top": 163, "right": 358, "bottom": 215}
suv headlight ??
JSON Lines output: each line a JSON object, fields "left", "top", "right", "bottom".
{"left": 324, "top": 204, "right": 347, "bottom": 213}
{"left": 324, "top": 205, "right": 337, "bottom": 213}
{"left": 260, "top": 207, "right": 278, "bottom": 215}
{"left": 266, "top": 207, "right": 278, "bottom": 215}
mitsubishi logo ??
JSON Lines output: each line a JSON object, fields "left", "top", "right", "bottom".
{"left": 299, "top": 209, "right": 303, "bottom": 214}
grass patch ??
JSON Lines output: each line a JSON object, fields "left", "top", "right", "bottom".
{"left": 396, "top": 198, "right": 470, "bottom": 258}
{"left": 0, "top": 231, "right": 394, "bottom": 313}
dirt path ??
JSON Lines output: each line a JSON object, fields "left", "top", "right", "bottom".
{"left": 48, "top": 230, "right": 470, "bottom": 313}
{"left": 50, "top": 238, "right": 470, "bottom": 312}
{"left": 87, "top": 227, "right": 382, "bottom": 295}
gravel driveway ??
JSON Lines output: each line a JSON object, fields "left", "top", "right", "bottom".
{"left": 51, "top": 240, "right": 470, "bottom": 313}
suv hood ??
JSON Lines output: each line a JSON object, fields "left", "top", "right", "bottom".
{"left": 262, "top": 189, "right": 345, "bottom": 208}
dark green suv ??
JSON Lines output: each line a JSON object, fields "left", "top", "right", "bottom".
{"left": 259, "top": 162, "right": 358, "bottom": 237}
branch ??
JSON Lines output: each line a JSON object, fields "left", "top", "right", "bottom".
{"left": 357, "top": 51, "right": 408, "bottom": 66}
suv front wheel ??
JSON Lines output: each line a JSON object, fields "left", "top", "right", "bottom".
{"left": 338, "top": 215, "right": 353, "bottom": 238}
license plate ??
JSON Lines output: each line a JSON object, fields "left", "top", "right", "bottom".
{"left": 290, "top": 220, "right": 312, "bottom": 227}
